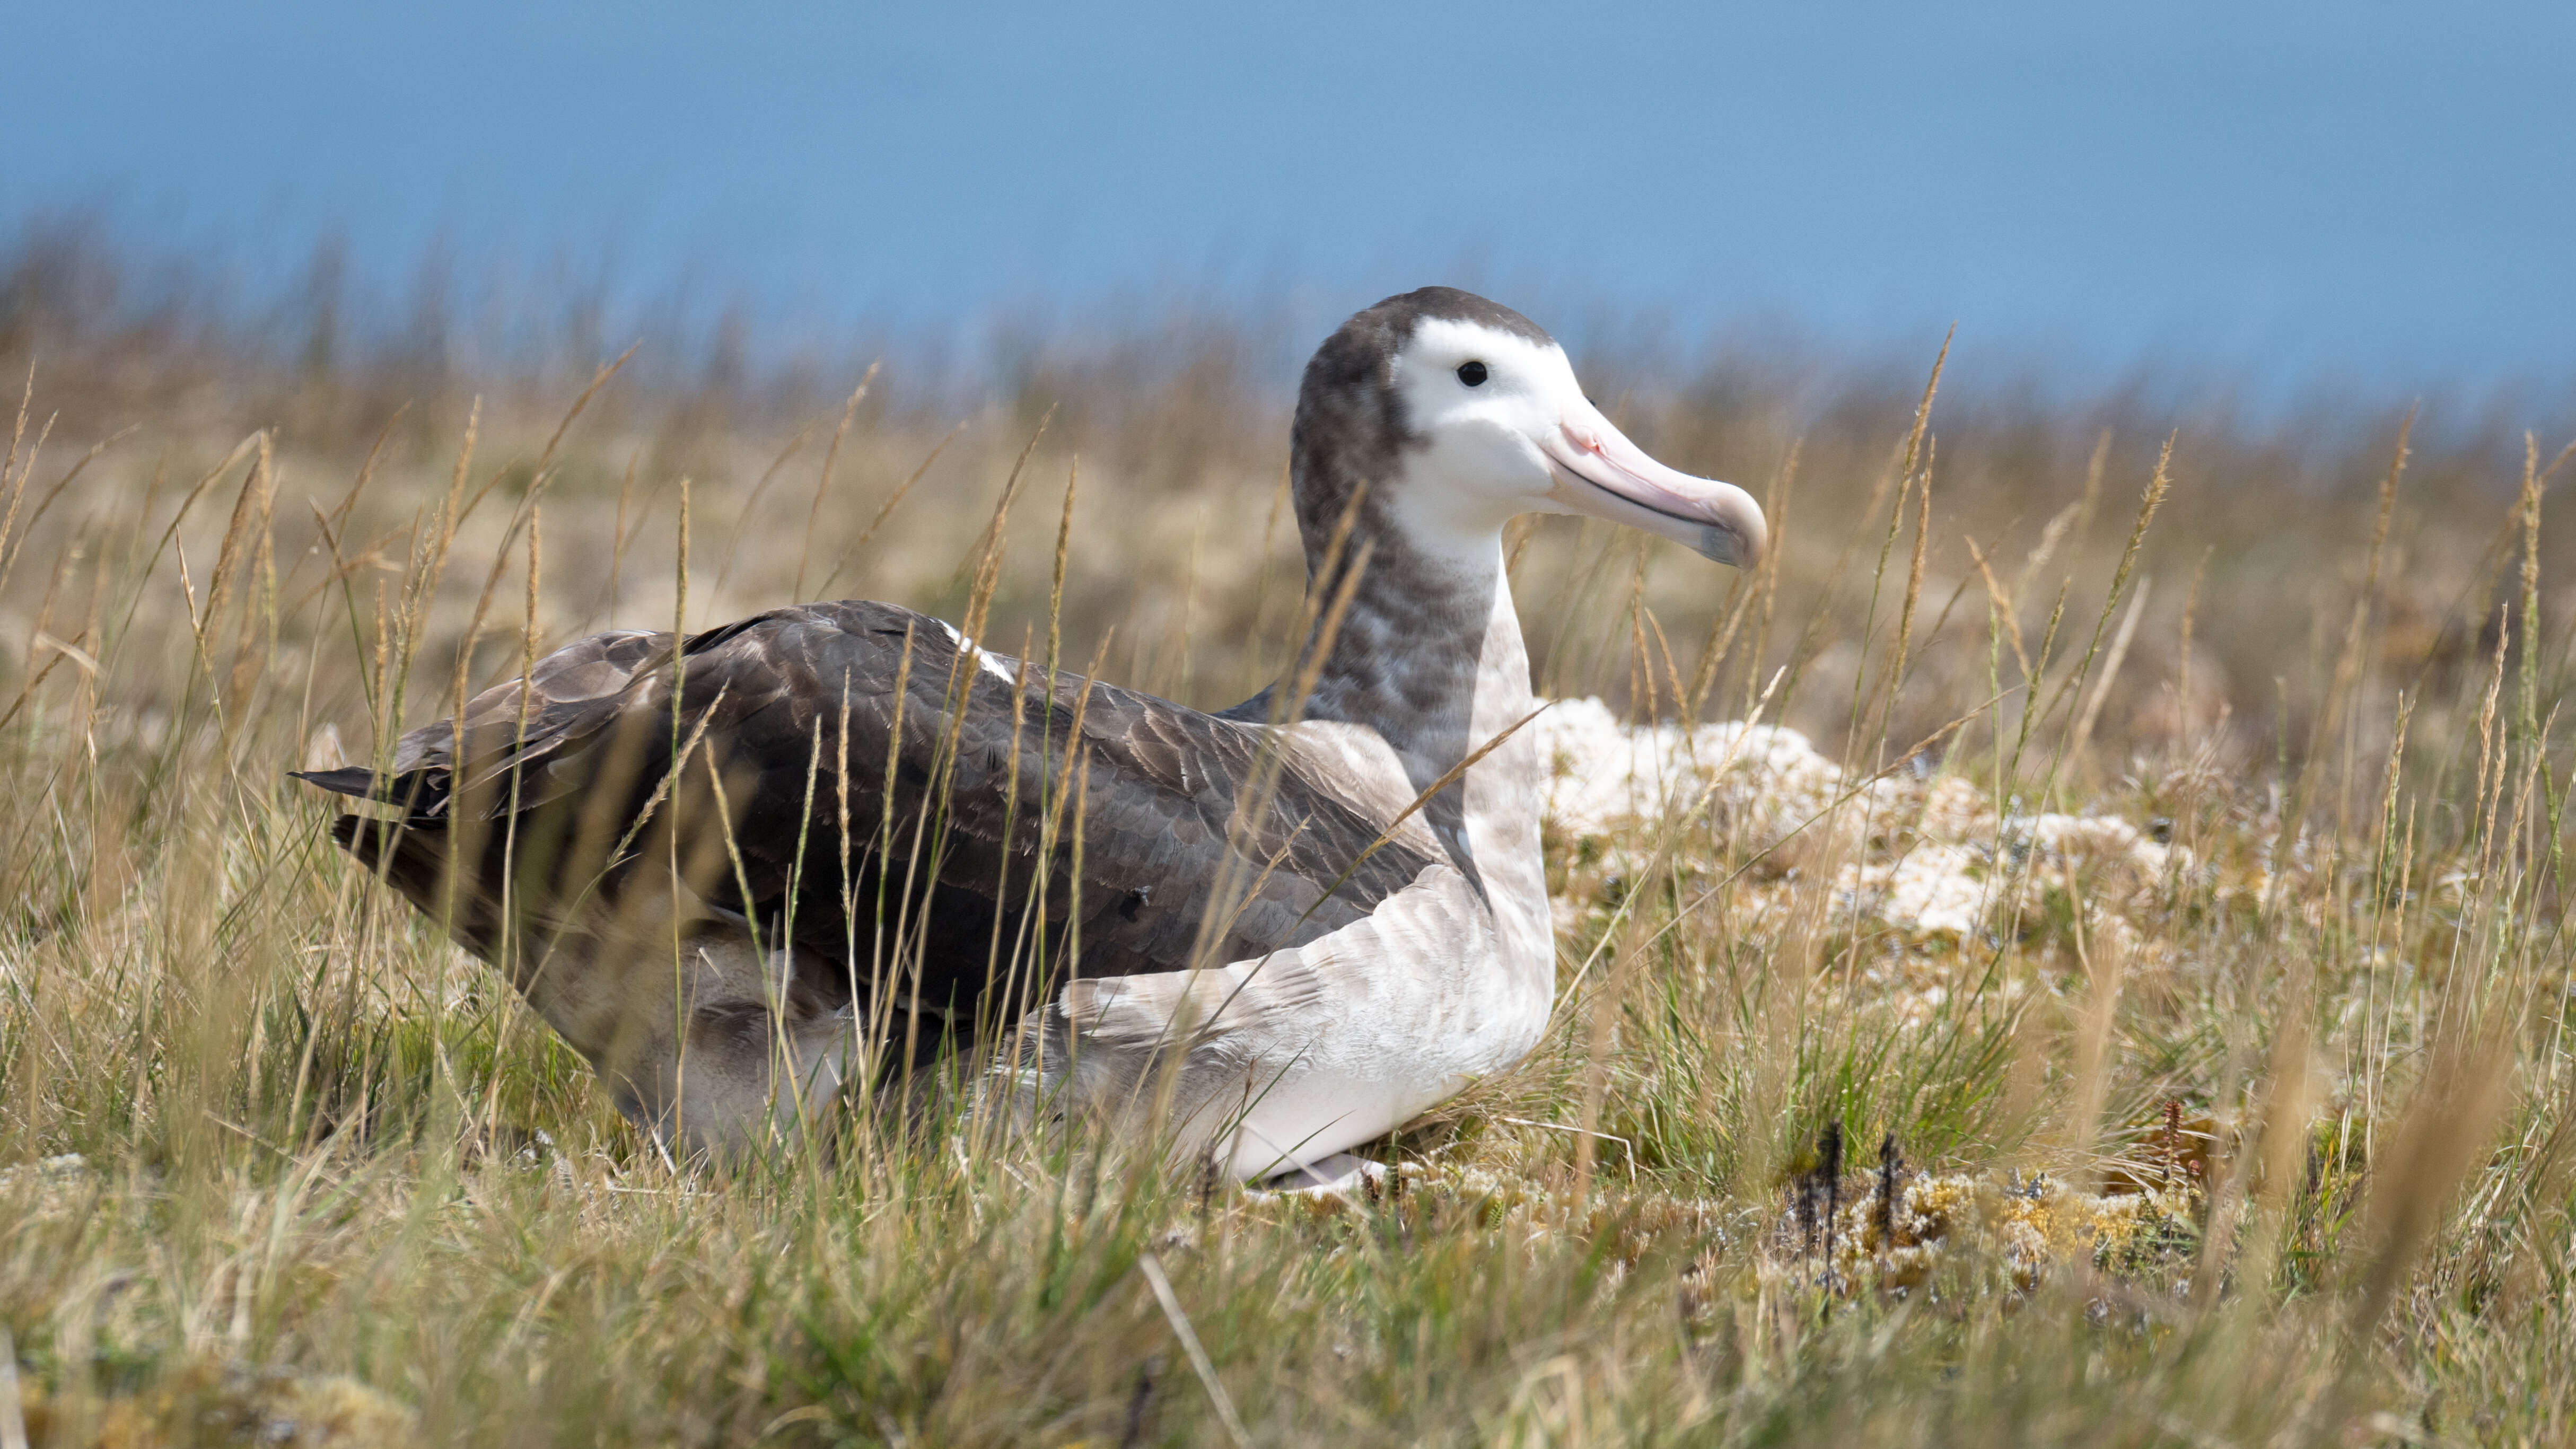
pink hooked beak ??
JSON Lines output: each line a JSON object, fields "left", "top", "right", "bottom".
{"left": 1538, "top": 405, "right": 1766, "bottom": 569}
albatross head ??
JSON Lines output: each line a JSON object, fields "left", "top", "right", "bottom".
{"left": 1295, "top": 286, "right": 1766, "bottom": 572}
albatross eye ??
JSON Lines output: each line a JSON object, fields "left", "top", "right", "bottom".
{"left": 1456, "top": 361, "right": 1488, "bottom": 388}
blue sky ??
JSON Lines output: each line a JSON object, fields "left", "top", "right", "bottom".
{"left": 8, "top": 1, "right": 2571, "bottom": 392}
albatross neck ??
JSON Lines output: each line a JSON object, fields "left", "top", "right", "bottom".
{"left": 1282, "top": 515, "right": 1552, "bottom": 941}
{"left": 1296, "top": 526, "right": 1534, "bottom": 774}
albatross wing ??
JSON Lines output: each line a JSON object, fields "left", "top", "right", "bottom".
{"left": 302, "top": 600, "right": 1441, "bottom": 1070}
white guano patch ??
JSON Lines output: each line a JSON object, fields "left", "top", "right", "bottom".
{"left": 1530, "top": 698, "right": 2188, "bottom": 946}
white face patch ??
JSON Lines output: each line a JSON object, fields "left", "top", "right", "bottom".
{"left": 1382, "top": 319, "right": 1591, "bottom": 561}
{"left": 1376, "top": 312, "right": 1765, "bottom": 573}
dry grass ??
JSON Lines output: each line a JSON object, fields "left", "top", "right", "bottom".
{"left": 4, "top": 233, "right": 2576, "bottom": 1445}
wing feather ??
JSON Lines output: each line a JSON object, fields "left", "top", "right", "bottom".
{"left": 300, "top": 601, "right": 1434, "bottom": 1044}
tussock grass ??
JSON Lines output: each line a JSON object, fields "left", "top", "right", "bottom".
{"left": 5, "top": 242, "right": 2576, "bottom": 1445}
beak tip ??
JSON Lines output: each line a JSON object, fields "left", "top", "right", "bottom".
{"left": 1698, "top": 507, "right": 1766, "bottom": 571}
{"left": 1698, "top": 529, "right": 1752, "bottom": 569}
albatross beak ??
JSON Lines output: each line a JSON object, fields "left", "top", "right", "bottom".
{"left": 1538, "top": 403, "right": 1766, "bottom": 569}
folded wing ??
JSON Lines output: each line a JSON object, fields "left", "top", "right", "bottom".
{"left": 300, "top": 600, "right": 1438, "bottom": 1049}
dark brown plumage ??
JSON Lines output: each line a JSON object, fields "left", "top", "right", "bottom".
{"left": 300, "top": 601, "right": 1434, "bottom": 1077}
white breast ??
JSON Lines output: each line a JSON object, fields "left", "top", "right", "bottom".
{"left": 1034, "top": 714, "right": 1557, "bottom": 1178}
{"left": 1202, "top": 859, "right": 1554, "bottom": 1175}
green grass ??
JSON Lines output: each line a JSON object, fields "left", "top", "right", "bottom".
{"left": 3, "top": 263, "right": 2576, "bottom": 1445}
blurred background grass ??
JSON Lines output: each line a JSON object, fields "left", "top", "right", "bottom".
{"left": 10, "top": 214, "right": 2564, "bottom": 759}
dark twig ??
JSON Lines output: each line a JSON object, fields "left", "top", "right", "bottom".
{"left": 1820, "top": 1119, "right": 1845, "bottom": 1289}
{"left": 1876, "top": 1132, "right": 1903, "bottom": 1250}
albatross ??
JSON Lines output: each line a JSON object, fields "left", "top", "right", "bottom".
{"left": 295, "top": 287, "right": 1765, "bottom": 1180}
